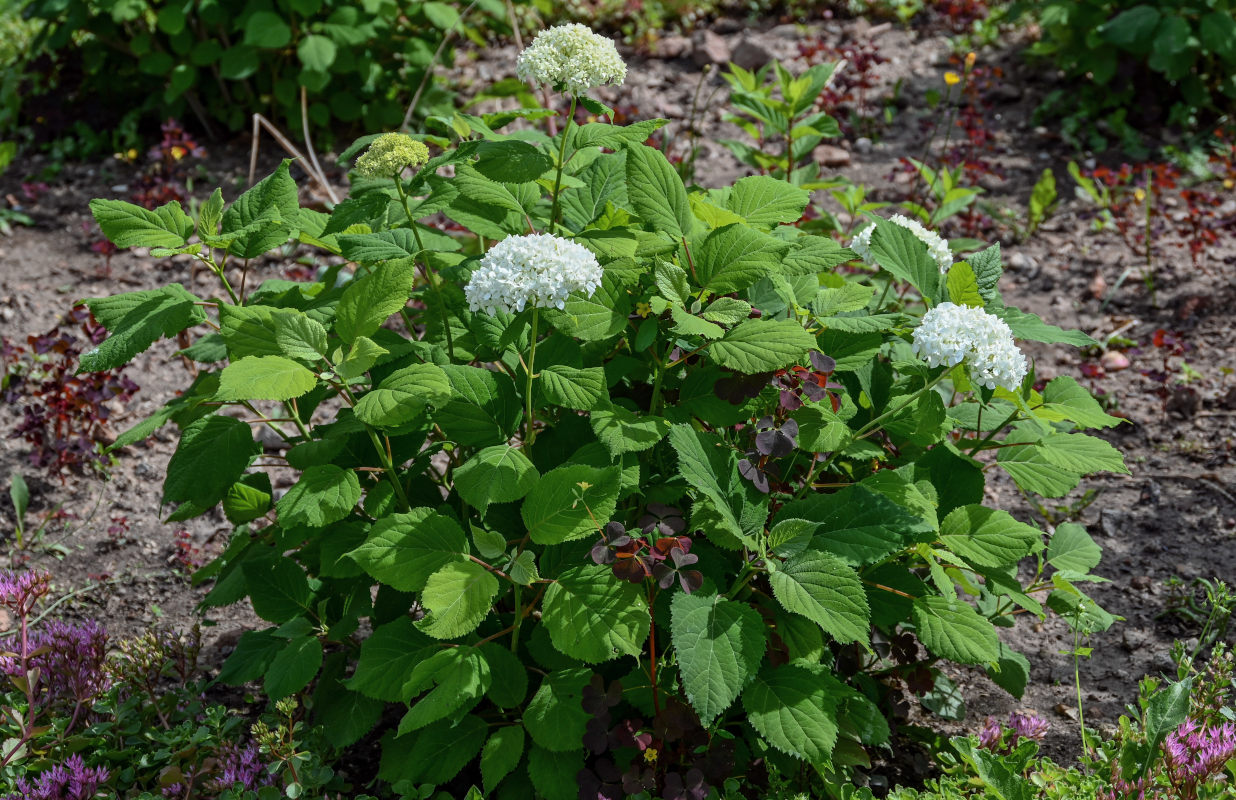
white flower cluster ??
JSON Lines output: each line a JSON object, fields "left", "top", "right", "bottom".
{"left": 515, "top": 23, "right": 627, "bottom": 96}
{"left": 912, "top": 302, "right": 1028, "bottom": 391}
{"left": 465, "top": 233, "right": 603, "bottom": 315}
{"left": 849, "top": 214, "right": 953, "bottom": 274}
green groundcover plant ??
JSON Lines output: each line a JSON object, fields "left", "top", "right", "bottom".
{"left": 79, "top": 24, "right": 1126, "bottom": 798}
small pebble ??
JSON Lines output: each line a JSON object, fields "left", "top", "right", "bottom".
{"left": 1100, "top": 351, "right": 1130, "bottom": 371}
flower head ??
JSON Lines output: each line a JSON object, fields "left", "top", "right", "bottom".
{"left": 353, "top": 133, "right": 430, "bottom": 179}
{"left": 515, "top": 23, "right": 626, "bottom": 96}
{"left": 1008, "top": 711, "right": 1049, "bottom": 742}
{"left": 0, "top": 619, "right": 111, "bottom": 706}
{"left": 850, "top": 214, "right": 953, "bottom": 274}
{"left": 912, "top": 302, "right": 1027, "bottom": 391}
{"left": 0, "top": 569, "right": 52, "bottom": 615}
{"left": 0, "top": 754, "right": 108, "bottom": 800}
{"left": 465, "top": 233, "right": 603, "bottom": 315}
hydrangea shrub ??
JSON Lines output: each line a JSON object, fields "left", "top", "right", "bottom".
{"left": 80, "top": 26, "right": 1127, "bottom": 797}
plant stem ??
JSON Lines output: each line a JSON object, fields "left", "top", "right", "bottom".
{"left": 395, "top": 178, "right": 456, "bottom": 360}
{"left": 523, "top": 308, "right": 540, "bottom": 454}
{"left": 548, "top": 95, "right": 578, "bottom": 234}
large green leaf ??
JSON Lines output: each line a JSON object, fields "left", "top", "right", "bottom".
{"left": 1037, "top": 376, "right": 1124, "bottom": 429}
{"left": 743, "top": 664, "right": 843, "bottom": 764}
{"left": 473, "top": 140, "right": 554, "bottom": 183}
{"left": 216, "top": 355, "right": 318, "bottom": 401}
{"left": 623, "top": 143, "right": 692, "bottom": 240}
{"left": 1046, "top": 522, "right": 1102, "bottom": 573}
{"left": 670, "top": 592, "right": 766, "bottom": 723}
{"left": 378, "top": 714, "right": 487, "bottom": 785}
{"left": 542, "top": 565, "right": 649, "bottom": 662}
{"left": 398, "top": 646, "right": 491, "bottom": 733}
{"left": 244, "top": 559, "right": 312, "bottom": 623}
{"left": 539, "top": 365, "right": 606, "bottom": 411}
{"left": 163, "top": 416, "right": 257, "bottom": 507}
{"left": 523, "top": 668, "right": 592, "bottom": 752}
{"left": 939, "top": 505, "right": 1042, "bottom": 568}
{"left": 265, "top": 636, "right": 323, "bottom": 700}
{"left": 997, "top": 427, "right": 1082, "bottom": 498}
{"left": 868, "top": 216, "right": 941, "bottom": 302}
{"left": 337, "top": 229, "right": 422, "bottom": 262}
{"left": 417, "top": 561, "right": 499, "bottom": 639}
{"left": 454, "top": 445, "right": 539, "bottom": 513}
{"left": 695, "top": 224, "right": 790, "bottom": 294}
{"left": 1036, "top": 432, "right": 1128, "bottom": 475}
{"left": 994, "top": 304, "right": 1095, "bottom": 347}
{"left": 521, "top": 464, "right": 621, "bottom": 545}
{"left": 348, "top": 618, "right": 434, "bottom": 701}
{"left": 726, "top": 175, "right": 809, "bottom": 227}
{"left": 276, "top": 464, "right": 361, "bottom": 528}
{"left": 436, "top": 365, "right": 522, "bottom": 446}
{"left": 89, "top": 198, "right": 193, "bottom": 249}
{"left": 80, "top": 284, "right": 206, "bottom": 372}
{"left": 770, "top": 551, "right": 870, "bottom": 644}
{"left": 220, "top": 159, "right": 299, "bottom": 257}
{"left": 481, "top": 726, "right": 526, "bottom": 795}
{"left": 668, "top": 425, "right": 747, "bottom": 543}
{"left": 777, "top": 485, "right": 934, "bottom": 565}
{"left": 591, "top": 404, "right": 671, "bottom": 457}
{"left": 353, "top": 363, "right": 451, "bottom": 428}
{"left": 542, "top": 272, "right": 630, "bottom": 342}
{"left": 348, "top": 508, "right": 468, "bottom": 592}
{"left": 709, "top": 319, "right": 815, "bottom": 374}
{"left": 335, "top": 260, "right": 419, "bottom": 343}
{"left": 911, "top": 596, "right": 1000, "bottom": 665}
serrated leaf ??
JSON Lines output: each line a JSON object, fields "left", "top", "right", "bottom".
{"left": 348, "top": 618, "right": 434, "bottom": 701}
{"left": 265, "top": 636, "right": 323, "bottom": 700}
{"left": 939, "top": 505, "right": 1042, "bottom": 568}
{"left": 868, "top": 216, "right": 941, "bottom": 301}
{"left": 348, "top": 508, "right": 468, "bottom": 592}
{"left": 539, "top": 365, "right": 607, "bottom": 410}
{"left": 1037, "top": 376, "right": 1124, "bottom": 429}
{"left": 436, "top": 365, "right": 522, "bottom": 446}
{"left": 221, "top": 159, "right": 299, "bottom": 258}
{"left": 335, "top": 260, "right": 418, "bottom": 343}
{"left": 454, "top": 445, "right": 539, "bottom": 513}
{"left": 417, "top": 561, "right": 499, "bottom": 640}
{"left": 946, "top": 262, "right": 984, "bottom": 307}
{"left": 743, "top": 664, "right": 842, "bottom": 764}
{"left": 770, "top": 551, "right": 870, "bottom": 644}
{"left": 276, "top": 464, "right": 361, "bottom": 527}
{"left": 671, "top": 592, "right": 766, "bottom": 723}
{"left": 726, "top": 175, "right": 810, "bottom": 227}
{"left": 217, "top": 355, "right": 318, "bottom": 401}
{"left": 523, "top": 668, "right": 592, "bottom": 752}
{"left": 163, "top": 415, "right": 257, "bottom": 507}
{"left": 1047, "top": 522, "right": 1101, "bottom": 573}
{"left": 911, "top": 596, "right": 1000, "bottom": 665}
{"left": 482, "top": 726, "right": 525, "bottom": 795}
{"left": 543, "top": 565, "right": 649, "bottom": 663}
{"left": 273, "top": 311, "right": 328, "bottom": 361}
{"left": 623, "top": 144, "right": 692, "bottom": 240}
{"left": 79, "top": 284, "right": 206, "bottom": 372}
{"left": 244, "top": 559, "right": 312, "bottom": 623}
{"left": 695, "top": 223, "right": 790, "bottom": 294}
{"left": 379, "top": 714, "right": 487, "bottom": 785}
{"left": 994, "top": 304, "right": 1095, "bottom": 346}
{"left": 709, "top": 319, "right": 814, "bottom": 374}
{"left": 591, "top": 404, "right": 671, "bottom": 457}
{"left": 398, "top": 646, "right": 491, "bottom": 733}
{"left": 777, "top": 485, "right": 935, "bottom": 566}
{"left": 353, "top": 363, "right": 451, "bottom": 428}
{"left": 1036, "top": 432, "right": 1128, "bottom": 475}
{"left": 521, "top": 464, "right": 620, "bottom": 545}
{"left": 89, "top": 198, "right": 193, "bottom": 248}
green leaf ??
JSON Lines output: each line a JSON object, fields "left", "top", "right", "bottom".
{"left": 218, "top": 304, "right": 281, "bottom": 359}
{"left": 335, "top": 260, "right": 418, "bottom": 343}
{"left": 770, "top": 551, "right": 870, "bottom": 645}
{"left": 946, "top": 262, "right": 984, "bottom": 308}
{"left": 1201, "top": 11, "right": 1236, "bottom": 61}
{"left": 521, "top": 464, "right": 621, "bottom": 545}
{"left": 436, "top": 365, "right": 522, "bottom": 446}
{"left": 623, "top": 144, "right": 692, "bottom": 240}
{"left": 812, "top": 283, "right": 875, "bottom": 316}
{"left": 669, "top": 425, "right": 747, "bottom": 544}
{"left": 694, "top": 223, "right": 790, "bottom": 294}
{"left": 986, "top": 642, "right": 1031, "bottom": 698}
{"left": 399, "top": 646, "right": 491, "bottom": 733}
{"left": 417, "top": 561, "right": 499, "bottom": 639}
{"left": 297, "top": 34, "right": 336, "bottom": 71}
{"left": 245, "top": 559, "right": 312, "bottom": 623}
{"left": 314, "top": 667, "right": 384, "bottom": 748}
{"left": 266, "top": 636, "right": 323, "bottom": 700}
{"left": 482, "top": 726, "right": 525, "bottom": 795}
{"left": 1134, "top": 679, "right": 1193, "bottom": 780}
{"left": 868, "top": 216, "right": 941, "bottom": 301}
{"left": 539, "top": 365, "right": 607, "bottom": 411}
{"left": 994, "top": 305, "right": 1095, "bottom": 347}
{"left": 348, "top": 508, "right": 468, "bottom": 592}
{"left": 523, "top": 668, "right": 592, "bottom": 752}
{"left": 220, "top": 159, "right": 299, "bottom": 258}
{"left": 939, "top": 505, "right": 1042, "bottom": 568}
{"left": 726, "top": 175, "right": 810, "bottom": 227}
{"left": 778, "top": 484, "right": 933, "bottom": 565}
{"left": 543, "top": 565, "right": 649, "bottom": 663}
{"left": 80, "top": 284, "right": 206, "bottom": 372}
{"left": 968, "top": 243, "right": 1003, "bottom": 303}
{"left": 164, "top": 416, "right": 257, "bottom": 507}
{"left": 454, "top": 445, "right": 539, "bottom": 513}
{"left": 1101, "top": 4, "right": 1161, "bottom": 53}
{"left": 743, "top": 664, "right": 842, "bottom": 764}
{"left": 276, "top": 465, "right": 361, "bottom": 528}
{"left": 542, "top": 272, "right": 630, "bottom": 342}
{"left": 709, "top": 319, "right": 814, "bottom": 374}
{"left": 379, "top": 714, "right": 487, "bottom": 785}
{"left": 336, "top": 336, "right": 388, "bottom": 379}
{"left": 353, "top": 363, "right": 451, "bottom": 428}
{"left": 1037, "top": 376, "right": 1124, "bottom": 429}
{"left": 591, "top": 404, "right": 671, "bottom": 457}
{"left": 1047, "top": 522, "right": 1101, "bottom": 573}
{"left": 670, "top": 592, "right": 765, "bottom": 723}
{"left": 244, "top": 10, "right": 291, "bottom": 47}
{"left": 911, "top": 596, "right": 1000, "bottom": 665}
{"left": 348, "top": 618, "right": 433, "bottom": 701}
{"left": 573, "top": 119, "right": 666, "bottom": 151}
{"left": 274, "top": 311, "right": 328, "bottom": 361}
{"left": 1036, "top": 432, "right": 1128, "bottom": 475}
{"left": 337, "top": 229, "right": 422, "bottom": 262}
{"left": 782, "top": 236, "right": 857, "bottom": 276}
{"left": 217, "top": 355, "right": 318, "bottom": 401}
{"left": 89, "top": 198, "right": 193, "bottom": 248}
{"left": 217, "top": 630, "right": 283, "bottom": 685}
{"left": 473, "top": 140, "right": 554, "bottom": 183}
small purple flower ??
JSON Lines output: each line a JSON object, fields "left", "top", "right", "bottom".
{"left": 208, "top": 742, "right": 273, "bottom": 792}
{"left": 1008, "top": 711, "right": 1049, "bottom": 742}
{"left": 1163, "top": 718, "right": 1236, "bottom": 785}
{"left": 0, "top": 569, "right": 52, "bottom": 614}
{"left": 978, "top": 716, "right": 1002, "bottom": 750}
{"left": 0, "top": 754, "right": 108, "bottom": 800}
{"left": 1, "top": 620, "right": 111, "bottom": 706}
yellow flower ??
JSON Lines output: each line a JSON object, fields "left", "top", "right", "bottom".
{"left": 643, "top": 747, "right": 658, "bottom": 764}
{"left": 944, "top": 72, "right": 961, "bottom": 86}
{"left": 635, "top": 301, "right": 652, "bottom": 318}
{"left": 170, "top": 146, "right": 187, "bottom": 161}
{"left": 1225, "top": 179, "right": 1234, "bottom": 190}
{"left": 1133, "top": 188, "right": 1146, "bottom": 203}
{"left": 965, "top": 52, "right": 977, "bottom": 70}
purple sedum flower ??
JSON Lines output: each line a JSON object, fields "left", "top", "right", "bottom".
{"left": 0, "top": 754, "right": 108, "bottom": 800}
{"left": 0, "top": 619, "right": 110, "bottom": 705}
{"left": 1164, "top": 718, "right": 1236, "bottom": 784}
{"left": 0, "top": 569, "right": 52, "bottom": 614}
{"left": 1008, "top": 710, "right": 1050, "bottom": 742}
{"left": 208, "top": 742, "right": 274, "bottom": 792}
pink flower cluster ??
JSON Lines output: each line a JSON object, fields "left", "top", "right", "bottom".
{"left": 1164, "top": 719, "right": 1236, "bottom": 786}
{"left": 979, "top": 710, "right": 1050, "bottom": 752}
{"left": 0, "top": 754, "right": 108, "bottom": 800}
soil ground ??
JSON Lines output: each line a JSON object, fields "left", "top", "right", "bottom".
{"left": 1, "top": 10, "right": 1234, "bottom": 780}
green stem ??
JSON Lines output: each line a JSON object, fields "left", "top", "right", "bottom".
{"left": 819, "top": 370, "right": 950, "bottom": 473}
{"left": 523, "top": 308, "right": 540, "bottom": 454}
{"left": 205, "top": 255, "right": 241, "bottom": 305}
{"left": 548, "top": 95, "right": 578, "bottom": 234}
{"left": 395, "top": 178, "right": 455, "bottom": 360}
{"left": 510, "top": 585, "right": 522, "bottom": 652}
{"left": 365, "top": 427, "right": 412, "bottom": 512}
